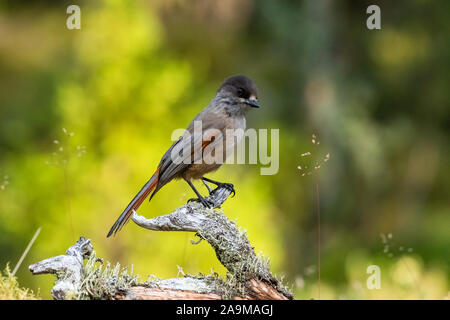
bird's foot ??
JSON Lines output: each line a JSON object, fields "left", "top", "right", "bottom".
{"left": 187, "top": 197, "right": 214, "bottom": 209}
{"left": 212, "top": 183, "right": 235, "bottom": 197}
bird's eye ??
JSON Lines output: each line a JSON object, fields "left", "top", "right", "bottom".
{"left": 237, "top": 87, "right": 246, "bottom": 98}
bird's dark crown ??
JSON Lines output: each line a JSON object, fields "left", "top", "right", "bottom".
{"left": 218, "top": 75, "right": 258, "bottom": 100}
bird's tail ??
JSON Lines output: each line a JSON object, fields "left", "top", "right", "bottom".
{"left": 107, "top": 169, "right": 160, "bottom": 237}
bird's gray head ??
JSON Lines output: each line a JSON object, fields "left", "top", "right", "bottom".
{"left": 216, "top": 75, "right": 260, "bottom": 114}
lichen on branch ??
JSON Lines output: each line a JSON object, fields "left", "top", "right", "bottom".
{"left": 29, "top": 185, "right": 293, "bottom": 300}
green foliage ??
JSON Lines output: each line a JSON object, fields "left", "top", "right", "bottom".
{"left": 0, "top": 0, "right": 448, "bottom": 299}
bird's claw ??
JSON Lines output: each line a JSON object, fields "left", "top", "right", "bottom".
{"left": 212, "top": 183, "right": 235, "bottom": 197}
{"left": 187, "top": 197, "right": 214, "bottom": 209}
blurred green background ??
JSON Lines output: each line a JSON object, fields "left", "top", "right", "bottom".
{"left": 0, "top": 0, "right": 449, "bottom": 299}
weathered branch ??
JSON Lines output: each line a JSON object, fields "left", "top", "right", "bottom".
{"left": 29, "top": 237, "right": 93, "bottom": 300}
{"left": 29, "top": 186, "right": 293, "bottom": 300}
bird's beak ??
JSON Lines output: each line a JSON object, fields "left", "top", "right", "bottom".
{"left": 244, "top": 98, "right": 260, "bottom": 108}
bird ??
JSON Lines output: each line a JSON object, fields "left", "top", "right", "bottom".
{"left": 107, "top": 75, "right": 260, "bottom": 237}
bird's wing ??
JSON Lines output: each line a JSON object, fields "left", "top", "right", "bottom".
{"left": 156, "top": 111, "right": 226, "bottom": 185}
